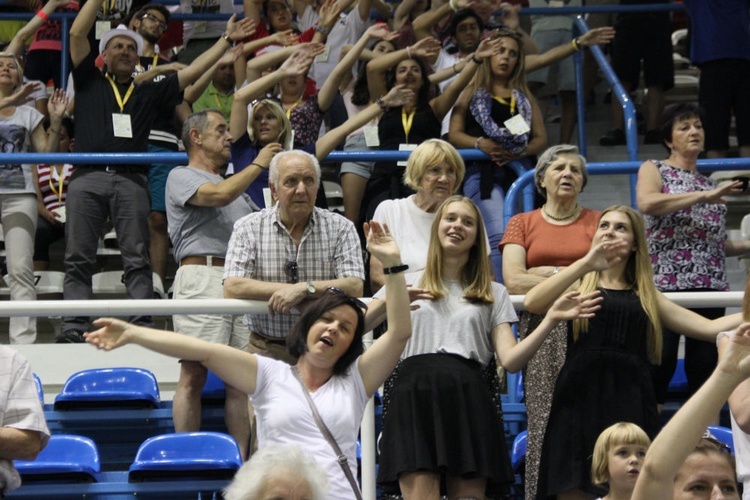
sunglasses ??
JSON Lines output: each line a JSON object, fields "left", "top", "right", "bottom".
{"left": 702, "top": 430, "right": 733, "bottom": 455}
{"left": 326, "top": 286, "right": 368, "bottom": 311}
{"left": 285, "top": 259, "right": 299, "bottom": 284}
{"left": 141, "top": 12, "right": 167, "bottom": 30}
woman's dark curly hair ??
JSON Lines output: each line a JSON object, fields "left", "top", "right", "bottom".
{"left": 286, "top": 293, "right": 366, "bottom": 375}
{"left": 658, "top": 102, "right": 706, "bottom": 153}
{"left": 385, "top": 55, "right": 434, "bottom": 109}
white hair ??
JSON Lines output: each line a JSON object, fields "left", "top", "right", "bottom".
{"left": 268, "top": 149, "right": 321, "bottom": 189}
{"left": 223, "top": 445, "right": 328, "bottom": 500}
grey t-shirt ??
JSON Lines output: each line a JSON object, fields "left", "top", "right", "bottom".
{"left": 166, "top": 165, "right": 255, "bottom": 262}
{"left": 375, "top": 270, "right": 518, "bottom": 366}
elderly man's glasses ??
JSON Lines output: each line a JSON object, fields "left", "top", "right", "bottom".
{"left": 285, "top": 260, "right": 299, "bottom": 284}
{"left": 142, "top": 13, "right": 167, "bottom": 30}
{"left": 326, "top": 286, "right": 368, "bottom": 311}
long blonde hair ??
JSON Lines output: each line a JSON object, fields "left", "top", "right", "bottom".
{"left": 573, "top": 206, "right": 663, "bottom": 364}
{"left": 419, "top": 196, "right": 494, "bottom": 303}
{"left": 467, "top": 29, "right": 530, "bottom": 97}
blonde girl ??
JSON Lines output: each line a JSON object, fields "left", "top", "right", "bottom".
{"left": 592, "top": 422, "right": 651, "bottom": 500}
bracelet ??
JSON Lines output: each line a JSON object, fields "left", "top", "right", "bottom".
{"left": 382, "top": 264, "right": 409, "bottom": 275}
{"left": 474, "top": 137, "right": 483, "bottom": 149}
{"left": 553, "top": 266, "right": 559, "bottom": 275}
{"left": 471, "top": 53, "right": 481, "bottom": 65}
{"left": 375, "top": 96, "right": 388, "bottom": 112}
{"left": 571, "top": 37, "right": 581, "bottom": 51}
{"left": 36, "top": 9, "right": 49, "bottom": 21}
{"left": 251, "top": 162, "right": 268, "bottom": 170}
{"left": 449, "top": 0, "right": 459, "bottom": 11}
{"left": 716, "top": 330, "right": 732, "bottom": 347}
{"left": 221, "top": 32, "right": 232, "bottom": 44}
{"left": 313, "top": 23, "right": 330, "bottom": 35}
{"left": 406, "top": 45, "right": 412, "bottom": 59}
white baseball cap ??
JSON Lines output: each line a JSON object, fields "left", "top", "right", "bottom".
{"left": 99, "top": 26, "right": 144, "bottom": 56}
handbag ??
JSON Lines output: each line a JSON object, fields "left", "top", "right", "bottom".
{"left": 291, "top": 366, "right": 363, "bottom": 500}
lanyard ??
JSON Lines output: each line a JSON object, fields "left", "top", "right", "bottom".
{"left": 285, "top": 100, "right": 302, "bottom": 119}
{"left": 401, "top": 108, "right": 415, "bottom": 143}
{"left": 48, "top": 165, "right": 65, "bottom": 203}
{"left": 152, "top": 54, "right": 159, "bottom": 68}
{"left": 493, "top": 92, "right": 516, "bottom": 115}
{"left": 105, "top": 73, "right": 135, "bottom": 113}
{"left": 213, "top": 93, "right": 231, "bottom": 117}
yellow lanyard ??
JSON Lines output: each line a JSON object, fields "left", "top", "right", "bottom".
{"left": 493, "top": 92, "right": 516, "bottom": 115}
{"left": 213, "top": 92, "right": 231, "bottom": 118}
{"left": 152, "top": 54, "right": 159, "bottom": 68}
{"left": 48, "top": 166, "right": 65, "bottom": 203}
{"left": 285, "top": 100, "right": 302, "bottom": 119}
{"left": 105, "top": 73, "right": 135, "bottom": 113}
{"left": 401, "top": 108, "right": 415, "bottom": 143}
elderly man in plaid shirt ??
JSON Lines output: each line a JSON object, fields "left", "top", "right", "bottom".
{"left": 223, "top": 150, "right": 365, "bottom": 364}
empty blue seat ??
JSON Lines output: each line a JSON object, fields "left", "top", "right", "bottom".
{"left": 129, "top": 432, "right": 242, "bottom": 481}
{"left": 668, "top": 358, "right": 689, "bottom": 394}
{"left": 32, "top": 373, "right": 43, "bottom": 404}
{"left": 707, "top": 425, "right": 734, "bottom": 454}
{"left": 511, "top": 430, "right": 527, "bottom": 472}
{"left": 201, "top": 370, "right": 226, "bottom": 402}
{"left": 14, "top": 435, "right": 100, "bottom": 483}
{"left": 54, "top": 367, "right": 160, "bottom": 410}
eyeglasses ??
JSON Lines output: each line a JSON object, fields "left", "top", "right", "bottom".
{"left": 141, "top": 13, "right": 167, "bottom": 30}
{"left": 285, "top": 259, "right": 299, "bottom": 284}
{"left": 702, "top": 430, "right": 733, "bottom": 454}
{"left": 326, "top": 286, "right": 368, "bottom": 311}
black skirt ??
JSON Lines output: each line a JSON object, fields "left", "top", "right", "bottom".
{"left": 377, "top": 353, "right": 514, "bottom": 496}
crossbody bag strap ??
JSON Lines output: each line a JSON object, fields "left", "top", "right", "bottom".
{"left": 291, "top": 366, "right": 363, "bottom": 500}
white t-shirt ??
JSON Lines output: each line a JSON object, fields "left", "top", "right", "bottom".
{"left": 730, "top": 412, "right": 750, "bottom": 499}
{"left": 251, "top": 356, "right": 368, "bottom": 500}
{"left": 0, "top": 105, "right": 43, "bottom": 194}
{"left": 375, "top": 270, "right": 518, "bottom": 365}
{"left": 372, "top": 195, "right": 437, "bottom": 274}
{"left": 432, "top": 49, "right": 464, "bottom": 136}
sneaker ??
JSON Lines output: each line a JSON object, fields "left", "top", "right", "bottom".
{"left": 55, "top": 329, "right": 85, "bottom": 343}
{"left": 599, "top": 129, "right": 626, "bottom": 146}
{"left": 644, "top": 130, "right": 662, "bottom": 144}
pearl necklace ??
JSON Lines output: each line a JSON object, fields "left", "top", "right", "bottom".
{"left": 541, "top": 203, "right": 581, "bottom": 221}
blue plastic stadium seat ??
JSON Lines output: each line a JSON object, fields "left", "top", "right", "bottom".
{"left": 54, "top": 367, "right": 160, "bottom": 410}
{"left": 516, "top": 371, "right": 525, "bottom": 403}
{"left": 707, "top": 425, "right": 735, "bottom": 454}
{"left": 33, "top": 373, "right": 43, "bottom": 404}
{"left": 128, "top": 432, "right": 242, "bottom": 481}
{"left": 14, "top": 435, "right": 100, "bottom": 483}
{"left": 668, "top": 358, "right": 689, "bottom": 394}
{"left": 201, "top": 370, "right": 226, "bottom": 402}
{"left": 511, "top": 430, "right": 527, "bottom": 472}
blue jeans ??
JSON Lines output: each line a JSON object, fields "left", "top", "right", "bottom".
{"left": 463, "top": 165, "right": 505, "bottom": 283}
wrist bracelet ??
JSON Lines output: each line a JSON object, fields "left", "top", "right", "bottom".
{"left": 471, "top": 54, "right": 481, "bottom": 65}
{"left": 406, "top": 45, "right": 412, "bottom": 59}
{"left": 251, "top": 162, "right": 268, "bottom": 170}
{"left": 36, "top": 9, "right": 49, "bottom": 21}
{"left": 375, "top": 97, "right": 388, "bottom": 112}
{"left": 383, "top": 264, "right": 409, "bottom": 275}
{"left": 474, "top": 137, "right": 483, "bottom": 149}
{"left": 222, "top": 32, "right": 232, "bottom": 44}
{"left": 553, "top": 266, "right": 559, "bottom": 275}
{"left": 571, "top": 37, "right": 581, "bottom": 51}
{"left": 716, "top": 330, "right": 732, "bottom": 347}
{"left": 313, "top": 23, "right": 330, "bottom": 35}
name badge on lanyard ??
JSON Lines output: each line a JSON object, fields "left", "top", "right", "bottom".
{"left": 106, "top": 73, "right": 135, "bottom": 138}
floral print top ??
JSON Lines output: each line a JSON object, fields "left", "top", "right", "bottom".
{"left": 644, "top": 160, "right": 728, "bottom": 292}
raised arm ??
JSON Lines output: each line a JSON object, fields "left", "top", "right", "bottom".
{"left": 412, "top": 0, "right": 472, "bottom": 44}
{"left": 243, "top": 0, "right": 263, "bottom": 26}
{"left": 85, "top": 318, "right": 260, "bottom": 394}
{"left": 525, "top": 26, "right": 615, "bottom": 73}
{"left": 633, "top": 324, "right": 750, "bottom": 499}
{"left": 314, "top": 83, "right": 414, "bottom": 160}
{"left": 184, "top": 46, "right": 242, "bottom": 105}
{"left": 636, "top": 160, "right": 742, "bottom": 216}
{"left": 69, "top": 0, "right": 104, "bottom": 66}
{"left": 493, "top": 290, "right": 602, "bottom": 373}
{"left": 177, "top": 15, "right": 257, "bottom": 91}
{"left": 393, "top": 0, "right": 419, "bottom": 31}
{"left": 366, "top": 36, "right": 441, "bottom": 99}
{"left": 657, "top": 293, "right": 742, "bottom": 343}
{"left": 40, "top": 88, "right": 67, "bottom": 153}
{"left": 524, "top": 239, "right": 629, "bottom": 313}
{"left": 6, "top": 0, "right": 69, "bottom": 56}
{"left": 358, "top": 221, "right": 411, "bottom": 396}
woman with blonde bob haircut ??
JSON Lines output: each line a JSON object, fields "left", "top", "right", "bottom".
{"left": 525, "top": 205, "right": 743, "bottom": 499}
{"left": 367, "top": 195, "right": 603, "bottom": 499}
{"left": 370, "top": 139, "right": 469, "bottom": 293}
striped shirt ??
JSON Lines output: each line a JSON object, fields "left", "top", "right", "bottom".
{"left": 36, "top": 164, "right": 72, "bottom": 211}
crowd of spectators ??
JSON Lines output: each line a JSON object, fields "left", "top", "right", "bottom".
{"left": 2, "top": 0, "right": 750, "bottom": 499}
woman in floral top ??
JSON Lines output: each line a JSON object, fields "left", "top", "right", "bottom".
{"left": 636, "top": 102, "right": 750, "bottom": 415}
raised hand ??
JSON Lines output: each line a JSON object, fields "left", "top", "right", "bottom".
{"left": 47, "top": 88, "right": 69, "bottom": 120}
{"left": 381, "top": 84, "right": 415, "bottom": 108}
{"left": 498, "top": 2, "right": 521, "bottom": 30}
{"left": 717, "top": 323, "right": 750, "bottom": 381}
{"left": 547, "top": 290, "right": 603, "bottom": 322}
{"left": 578, "top": 26, "right": 616, "bottom": 47}
{"left": 410, "top": 37, "right": 441, "bottom": 59}
{"left": 583, "top": 239, "right": 631, "bottom": 272}
{"left": 365, "top": 22, "right": 397, "bottom": 42}
{"left": 255, "top": 142, "right": 283, "bottom": 167}
{"left": 3, "top": 81, "right": 41, "bottom": 108}
{"left": 364, "top": 221, "right": 402, "bottom": 268}
{"left": 226, "top": 15, "right": 257, "bottom": 42}
{"left": 218, "top": 45, "right": 244, "bottom": 66}
{"left": 317, "top": 0, "right": 345, "bottom": 29}
{"left": 704, "top": 180, "right": 745, "bottom": 204}
{"left": 474, "top": 36, "right": 502, "bottom": 61}
{"left": 280, "top": 44, "right": 324, "bottom": 76}
{"left": 84, "top": 318, "right": 133, "bottom": 351}
{"left": 270, "top": 29, "right": 299, "bottom": 47}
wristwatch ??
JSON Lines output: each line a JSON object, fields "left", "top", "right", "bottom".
{"left": 306, "top": 281, "right": 316, "bottom": 298}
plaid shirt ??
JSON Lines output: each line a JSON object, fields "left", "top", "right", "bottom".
{"left": 0, "top": 346, "right": 50, "bottom": 494}
{"left": 224, "top": 206, "right": 364, "bottom": 338}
